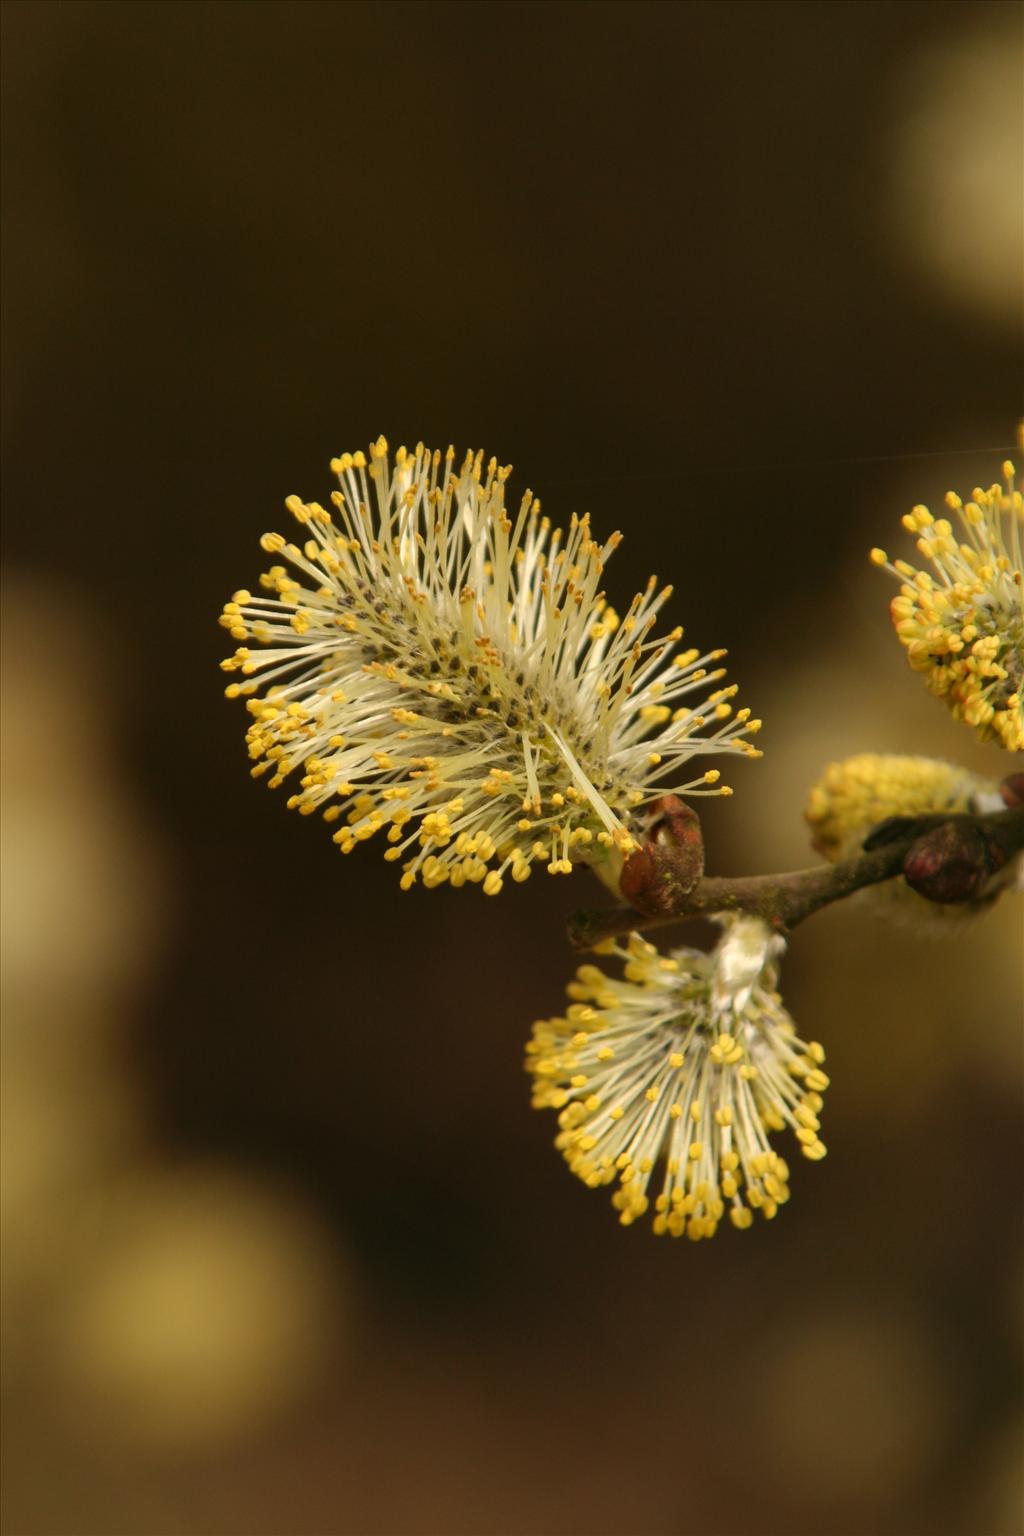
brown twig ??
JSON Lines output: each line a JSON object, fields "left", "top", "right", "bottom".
{"left": 568, "top": 806, "right": 1024, "bottom": 950}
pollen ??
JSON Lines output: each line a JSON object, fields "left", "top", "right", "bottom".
{"left": 220, "top": 438, "right": 762, "bottom": 892}
{"left": 805, "top": 754, "right": 1000, "bottom": 861}
{"left": 526, "top": 918, "right": 828, "bottom": 1238}
{"left": 872, "top": 459, "right": 1023, "bottom": 751}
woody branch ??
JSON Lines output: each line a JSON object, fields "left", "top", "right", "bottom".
{"left": 568, "top": 804, "right": 1024, "bottom": 950}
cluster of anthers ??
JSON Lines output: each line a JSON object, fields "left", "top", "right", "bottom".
{"left": 805, "top": 753, "right": 1000, "bottom": 862}
{"left": 220, "top": 437, "right": 761, "bottom": 894}
{"left": 871, "top": 459, "right": 1024, "bottom": 751}
{"left": 805, "top": 753, "right": 1010, "bottom": 924}
{"left": 526, "top": 920, "right": 828, "bottom": 1240}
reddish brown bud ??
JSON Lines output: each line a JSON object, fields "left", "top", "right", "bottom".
{"left": 903, "top": 819, "right": 1006, "bottom": 904}
{"left": 619, "top": 795, "right": 705, "bottom": 915}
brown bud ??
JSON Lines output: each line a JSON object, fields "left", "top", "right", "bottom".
{"left": 619, "top": 795, "right": 705, "bottom": 915}
{"left": 903, "top": 819, "right": 1006, "bottom": 904}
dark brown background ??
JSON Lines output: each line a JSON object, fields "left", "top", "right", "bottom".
{"left": 2, "top": 3, "right": 1022, "bottom": 1534}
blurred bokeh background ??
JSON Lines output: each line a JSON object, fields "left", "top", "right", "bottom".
{"left": 2, "top": 3, "right": 1022, "bottom": 1533}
